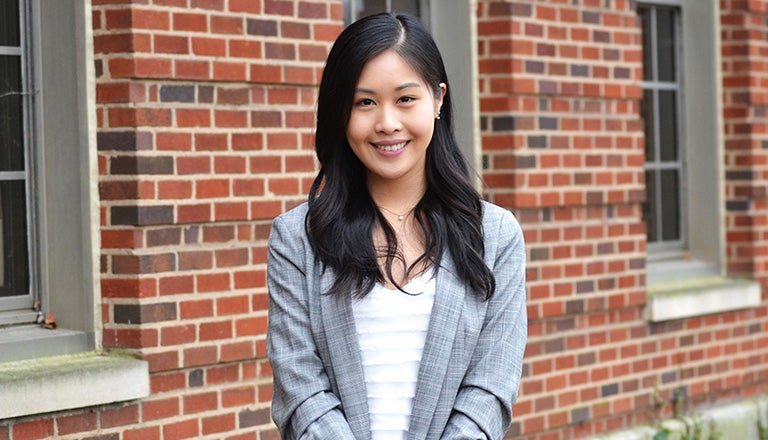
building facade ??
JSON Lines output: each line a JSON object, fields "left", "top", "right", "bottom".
{"left": 0, "top": 0, "right": 767, "bottom": 439}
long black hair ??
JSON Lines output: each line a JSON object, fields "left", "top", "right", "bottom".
{"left": 307, "top": 13, "right": 495, "bottom": 300}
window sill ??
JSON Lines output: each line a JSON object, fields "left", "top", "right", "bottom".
{"left": 645, "top": 276, "right": 761, "bottom": 322}
{"left": 0, "top": 351, "right": 149, "bottom": 419}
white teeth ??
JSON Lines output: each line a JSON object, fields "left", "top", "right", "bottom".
{"left": 377, "top": 142, "right": 406, "bottom": 152}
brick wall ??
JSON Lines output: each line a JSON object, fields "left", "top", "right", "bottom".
{"left": 475, "top": 1, "right": 768, "bottom": 439}
{"left": 1, "top": 1, "right": 768, "bottom": 440}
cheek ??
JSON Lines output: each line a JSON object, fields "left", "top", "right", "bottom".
{"left": 345, "top": 114, "right": 367, "bottom": 144}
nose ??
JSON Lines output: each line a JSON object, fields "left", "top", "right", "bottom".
{"left": 375, "top": 104, "right": 402, "bottom": 134}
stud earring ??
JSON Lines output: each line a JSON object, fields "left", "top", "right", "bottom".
{"left": 436, "top": 111, "right": 441, "bottom": 120}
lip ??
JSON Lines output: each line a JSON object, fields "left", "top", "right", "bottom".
{"left": 371, "top": 140, "right": 409, "bottom": 157}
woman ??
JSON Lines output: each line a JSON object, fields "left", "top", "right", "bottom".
{"left": 267, "top": 13, "right": 527, "bottom": 440}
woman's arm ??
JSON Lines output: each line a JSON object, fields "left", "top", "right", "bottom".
{"left": 441, "top": 209, "right": 528, "bottom": 439}
{"left": 267, "top": 215, "right": 356, "bottom": 440}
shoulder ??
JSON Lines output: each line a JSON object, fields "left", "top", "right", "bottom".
{"left": 481, "top": 200, "right": 523, "bottom": 241}
{"left": 273, "top": 202, "right": 309, "bottom": 230}
{"left": 268, "top": 202, "right": 310, "bottom": 255}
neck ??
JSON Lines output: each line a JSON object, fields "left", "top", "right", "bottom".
{"left": 367, "top": 174, "right": 426, "bottom": 213}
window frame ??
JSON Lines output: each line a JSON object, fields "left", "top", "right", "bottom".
{"left": 639, "top": 0, "right": 725, "bottom": 283}
{"left": 0, "top": 0, "right": 37, "bottom": 320}
{"left": 0, "top": 0, "right": 100, "bottom": 361}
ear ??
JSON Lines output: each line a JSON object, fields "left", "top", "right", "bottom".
{"left": 435, "top": 82, "right": 446, "bottom": 118}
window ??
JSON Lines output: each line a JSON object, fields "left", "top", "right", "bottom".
{"left": 0, "top": 0, "right": 33, "bottom": 317}
{"left": 639, "top": 5, "right": 683, "bottom": 256}
{"left": 343, "top": 0, "right": 481, "bottom": 178}
{"left": 344, "top": 0, "right": 428, "bottom": 25}
{"left": 638, "top": 0, "right": 724, "bottom": 282}
{"left": 0, "top": 0, "right": 98, "bottom": 361}
{"left": 638, "top": 0, "right": 761, "bottom": 321}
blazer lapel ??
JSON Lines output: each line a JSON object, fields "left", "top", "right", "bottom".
{"left": 319, "top": 268, "right": 371, "bottom": 440}
{"left": 408, "top": 252, "right": 465, "bottom": 439}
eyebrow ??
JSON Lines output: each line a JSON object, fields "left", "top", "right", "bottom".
{"left": 355, "top": 82, "right": 422, "bottom": 94}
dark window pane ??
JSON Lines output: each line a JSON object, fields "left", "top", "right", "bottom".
{"left": 0, "top": 179, "right": 29, "bottom": 297}
{"left": 642, "top": 89, "right": 655, "bottom": 161}
{"left": 1, "top": 55, "right": 25, "bottom": 171}
{"left": 656, "top": 7, "right": 676, "bottom": 82}
{"left": 660, "top": 169, "right": 680, "bottom": 242}
{"left": 658, "top": 90, "right": 678, "bottom": 162}
{"left": 0, "top": 0, "right": 21, "bottom": 47}
{"left": 638, "top": 6, "right": 653, "bottom": 81}
{"left": 355, "top": 0, "right": 387, "bottom": 18}
{"left": 391, "top": 0, "right": 420, "bottom": 17}
{"left": 644, "top": 170, "right": 658, "bottom": 243}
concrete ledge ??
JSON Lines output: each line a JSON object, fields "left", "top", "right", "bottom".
{"left": 0, "top": 352, "right": 149, "bottom": 419}
{"left": 590, "top": 395, "right": 768, "bottom": 440}
{"left": 645, "top": 277, "right": 761, "bottom": 322}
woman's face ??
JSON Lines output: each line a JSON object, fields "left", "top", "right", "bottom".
{"left": 346, "top": 50, "right": 445, "bottom": 189}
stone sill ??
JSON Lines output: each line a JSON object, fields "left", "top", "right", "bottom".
{"left": 645, "top": 276, "right": 762, "bottom": 322}
{"left": 0, "top": 352, "right": 149, "bottom": 420}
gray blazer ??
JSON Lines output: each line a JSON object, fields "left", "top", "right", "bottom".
{"left": 267, "top": 201, "right": 527, "bottom": 440}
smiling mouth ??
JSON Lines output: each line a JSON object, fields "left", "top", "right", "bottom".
{"left": 374, "top": 141, "right": 408, "bottom": 152}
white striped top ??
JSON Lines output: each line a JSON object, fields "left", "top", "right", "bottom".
{"left": 351, "top": 269, "right": 436, "bottom": 440}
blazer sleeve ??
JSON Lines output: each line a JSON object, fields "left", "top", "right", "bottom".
{"left": 267, "top": 215, "right": 356, "bottom": 440}
{"left": 440, "top": 209, "right": 528, "bottom": 440}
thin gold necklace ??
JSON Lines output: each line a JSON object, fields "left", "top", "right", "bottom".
{"left": 377, "top": 205, "right": 414, "bottom": 221}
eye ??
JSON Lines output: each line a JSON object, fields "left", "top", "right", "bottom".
{"left": 355, "top": 98, "right": 375, "bottom": 107}
{"left": 398, "top": 96, "right": 416, "bottom": 104}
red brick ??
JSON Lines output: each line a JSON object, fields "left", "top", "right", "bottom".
{"left": 191, "top": 134, "right": 226, "bottom": 152}
{"left": 214, "top": 156, "right": 247, "bottom": 174}
{"left": 203, "top": 413, "right": 236, "bottom": 434}
{"left": 173, "top": 12, "right": 208, "bottom": 32}
{"left": 183, "top": 345, "right": 219, "bottom": 367}
{"left": 199, "top": 320, "right": 233, "bottom": 341}
{"left": 175, "top": 59, "right": 210, "bottom": 79}
{"left": 101, "top": 404, "right": 140, "bottom": 428}
{"left": 142, "top": 397, "right": 180, "bottom": 422}
{"left": 249, "top": 64, "right": 282, "bottom": 83}
{"left": 132, "top": 9, "right": 170, "bottom": 30}
{"left": 197, "top": 273, "right": 231, "bottom": 292}
{"left": 180, "top": 299, "right": 214, "bottom": 319}
{"left": 229, "top": 39, "right": 263, "bottom": 58}
{"left": 229, "top": 0, "right": 261, "bottom": 13}
{"left": 211, "top": 15, "right": 243, "bottom": 34}
{"left": 215, "top": 109, "right": 249, "bottom": 127}
{"left": 191, "top": 0, "right": 223, "bottom": 10}
{"left": 214, "top": 61, "right": 248, "bottom": 81}
{"left": 161, "top": 324, "right": 197, "bottom": 346}
{"left": 163, "top": 419, "right": 200, "bottom": 440}
{"left": 235, "top": 316, "right": 268, "bottom": 336}
{"left": 192, "top": 37, "right": 227, "bottom": 56}
{"left": 178, "top": 203, "right": 212, "bottom": 223}
{"left": 184, "top": 391, "right": 218, "bottom": 414}
{"left": 124, "top": 426, "right": 161, "bottom": 440}
{"left": 150, "top": 371, "right": 187, "bottom": 393}
{"left": 154, "top": 35, "right": 189, "bottom": 54}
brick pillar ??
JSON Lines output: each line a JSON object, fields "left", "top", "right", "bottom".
{"left": 721, "top": 0, "right": 768, "bottom": 287}
{"left": 92, "top": 1, "right": 342, "bottom": 437}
